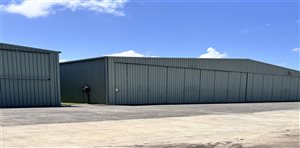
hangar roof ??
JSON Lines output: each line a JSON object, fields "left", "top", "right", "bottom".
{"left": 61, "top": 56, "right": 300, "bottom": 77}
{"left": 0, "top": 43, "right": 60, "bottom": 53}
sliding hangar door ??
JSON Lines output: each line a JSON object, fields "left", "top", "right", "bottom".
{"left": 113, "top": 63, "right": 247, "bottom": 104}
{"left": 109, "top": 61, "right": 299, "bottom": 105}
{"left": 0, "top": 43, "right": 61, "bottom": 107}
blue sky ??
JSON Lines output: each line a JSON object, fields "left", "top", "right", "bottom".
{"left": 0, "top": 0, "right": 299, "bottom": 70}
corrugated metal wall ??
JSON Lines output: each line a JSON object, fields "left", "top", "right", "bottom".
{"left": 289, "top": 77, "right": 298, "bottom": 101}
{"left": 114, "top": 63, "right": 127, "bottom": 104}
{"left": 227, "top": 72, "right": 246, "bottom": 102}
{"left": 167, "top": 68, "right": 185, "bottom": 103}
{"left": 214, "top": 71, "right": 228, "bottom": 103}
{"left": 108, "top": 57, "right": 300, "bottom": 105}
{"left": 108, "top": 57, "right": 300, "bottom": 77}
{"left": 184, "top": 69, "right": 200, "bottom": 103}
{"left": 148, "top": 66, "right": 167, "bottom": 104}
{"left": 60, "top": 59, "right": 106, "bottom": 103}
{"left": 0, "top": 44, "right": 60, "bottom": 107}
{"left": 128, "top": 64, "right": 148, "bottom": 104}
{"left": 200, "top": 70, "right": 214, "bottom": 103}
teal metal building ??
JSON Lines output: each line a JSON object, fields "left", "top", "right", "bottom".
{"left": 60, "top": 57, "right": 300, "bottom": 105}
{"left": 0, "top": 43, "right": 61, "bottom": 107}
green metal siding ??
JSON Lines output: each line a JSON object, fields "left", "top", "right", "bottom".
{"left": 148, "top": 66, "right": 167, "bottom": 104}
{"left": 166, "top": 68, "right": 185, "bottom": 104}
{"left": 227, "top": 72, "right": 244, "bottom": 103}
{"left": 289, "top": 77, "right": 298, "bottom": 101}
{"left": 109, "top": 57, "right": 299, "bottom": 77}
{"left": 214, "top": 71, "right": 229, "bottom": 103}
{"left": 114, "top": 63, "right": 127, "bottom": 104}
{"left": 60, "top": 56, "right": 300, "bottom": 105}
{"left": 281, "top": 76, "right": 291, "bottom": 101}
{"left": 262, "top": 75, "right": 273, "bottom": 101}
{"left": 246, "top": 73, "right": 254, "bottom": 102}
{"left": 200, "top": 70, "right": 215, "bottom": 103}
{"left": 298, "top": 78, "right": 300, "bottom": 101}
{"left": 252, "top": 74, "right": 264, "bottom": 102}
{"left": 60, "top": 59, "right": 106, "bottom": 103}
{"left": 184, "top": 69, "right": 201, "bottom": 103}
{"left": 0, "top": 43, "right": 60, "bottom": 107}
{"left": 127, "top": 64, "right": 148, "bottom": 104}
{"left": 239, "top": 73, "right": 247, "bottom": 101}
{"left": 108, "top": 57, "right": 300, "bottom": 104}
{"left": 272, "top": 75, "right": 282, "bottom": 101}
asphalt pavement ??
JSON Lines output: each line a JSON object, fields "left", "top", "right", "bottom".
{"left": 1, "top": 102, "right": 299, "bottom": 126}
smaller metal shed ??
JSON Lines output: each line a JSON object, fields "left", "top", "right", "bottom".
{"left": 0, "top": 43, "right": 61, "bottom": 107}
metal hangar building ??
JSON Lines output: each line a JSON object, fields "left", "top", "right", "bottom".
{"left": 60, "top": 57, "right": 300, "bottom": 105}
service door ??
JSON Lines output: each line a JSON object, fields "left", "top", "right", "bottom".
{"left": 114, "top": 63, "right": 128, "bottom": 104}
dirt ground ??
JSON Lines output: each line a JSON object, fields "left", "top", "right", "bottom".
{"left": 0, "top": 102, "right": 299, "bottom": 148}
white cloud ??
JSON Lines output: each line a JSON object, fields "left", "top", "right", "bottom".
{"left": 199, "top": 47, "right": 227, "bottom": 58}
{"left": 59, "top": 59, "right": 68, "bottom": 62}
{"left": 292, "top": 48, "right": 300, "bottom": 53}
{"left": 105, "top": 50, "right": 159, "bottom": 57}
{"left": 3, "top": 0, "right": 128, "bottom": 18}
